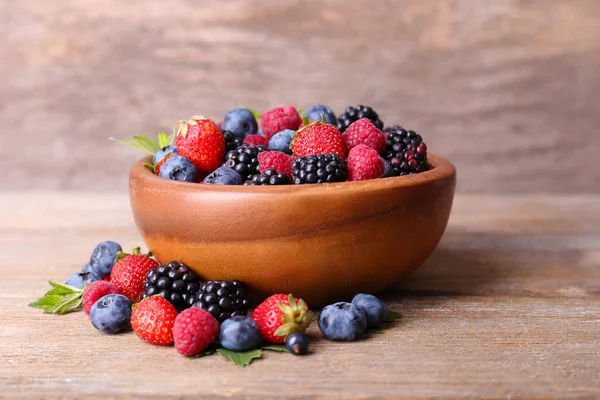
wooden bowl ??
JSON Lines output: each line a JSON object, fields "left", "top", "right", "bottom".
{"left": 129, "top": 154, "right": 456, "bottom": 306}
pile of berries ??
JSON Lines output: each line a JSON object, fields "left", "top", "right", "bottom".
{"left": 115, "top": 104, "right": 430, "bottom": 186}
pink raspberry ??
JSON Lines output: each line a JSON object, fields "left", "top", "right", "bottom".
{"left": 173, "top": 307, "right": 220, "bottom": 357}
{"left": 342, "top": 118, "right": 386, "bottom": 153}
{"left": 82, "top": 281, "right": 123, "bottom": 315}
{"left": 258, "top": 151, "right": 293, "bottom": 178}
{"left": 347, "top": 144, "right": 385, "bottom": 181}
{"left": 260, "top": 106, "right": 301, "bottom": 140}
{"left": 243, "top": 134, "right": 269, "bottom": 147}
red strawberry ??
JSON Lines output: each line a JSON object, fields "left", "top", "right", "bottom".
{"left": 291, "top": 122, "right": 347, "bottom": 160}
{"left": 243, "top": 134, "right": 269, "bottom": 147}
{"left": 258, "top": 151, "right": 293, "bottom": 178}
{"left": 347, "top": 144, "right": 385, "bottom": 181}
{"left": 251, "top": 294, "right": 312, "bottom": 344}
{"left": 110, "top": 247, "right": 159, "bottom": 303}
{"left": 260, "top": 106, "right": 301, "bottom": 140}
{"left": 173, "top": 307, "right": 220, "bottom": 356}
{"left": 175, "top": 116, "right": 225, "bottom": 174}
{"left": 342, "top": 118, "right": 386, "bottom": 153}
{"left": 131, "top": 296, "right": 178, "bottom": 346}
{"left": 82, "top": 281, "right": 123, "bottom": 315}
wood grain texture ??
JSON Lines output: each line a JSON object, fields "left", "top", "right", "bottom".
{"left": 1, "top": 0, "right": 600, "bottom": 193}
{"left": 1, "top": 193, "right": 599, "bottom": 399}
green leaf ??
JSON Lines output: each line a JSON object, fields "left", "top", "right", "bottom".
{"left": 368, "top": 328, "right": 385, "bottom": 334}
{"left": 217, "top": 348, "right": 262, "bottom": 368}
{"left": 29, "top": 281, "right": 83, "bottom": 314}
{"left": 385, "top": 310, "right": 403, "bottom": 323}
{"left": 261, "top": 344, "right": 289, "bottom": 353}
{"left": 157, "top": 131, "right": 171, "bottom": 148}
{"left": 301, "top": 116, "right": 310, "bottom": 127}
{"left": 110, "top": 136, "right": 161, "bottom": 155}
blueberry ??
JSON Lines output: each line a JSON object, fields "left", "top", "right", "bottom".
{"left": 159, "top": 156, "right": 199, "bottom": 183}
{"left": 382, "top": 159, "right": 394, "bottom": 178}
{"left": 90, "top": 241, "right": 122, "bottom": 276}
{"left": 203, "top": 166, "right": 242, "bottom": 185}
{"left": 81, "top": 263, "right": 92, "bottom": 273}
{"left": 318, "top": 302, "right": 367, "bottom": 341}
{"left": 65, "top": 271, "right": 102, "bottom": 289}
{"left": 285, "top": 332, "right": 309, "bottom": 355}
{"left": 268, "top": 129, "right": 295, "bottom": 154}
{"left": 304, "top": 104, "right": 337, "bottom": 125}
{"left": 152, "top": 145, "right": 178, "bottom": 165}
{"left": 90, "top": 294, "right": 132, "bottom": 334}
{"left": 351, "top": 293, "right": 387, "bottom": 328}
{"left": 222, "top": 108, "right": 258, "bottom": 139}
{"left": 219, "top": 316, "right": 261, "bottom": 351}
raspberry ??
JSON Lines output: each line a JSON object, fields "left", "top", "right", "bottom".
{"left": 342, "top": 118, "right": 386, "bottom": 153}
{"left": 243, "top": 134, "right": 269, "bottom": 147}
{"left": 173, "top": 307, "right": 220, "bottom": 356}
{"left": 347, "top": 144, "right": 385, "bottom": 181}
{"left": 257, "top": 151, "right": 293, "bottom": 178}
{"left": 82, "top": 281, "right": 123, "bottom": 315}
{"left": 260, "top": 106, "right": 301, "bottom": 140}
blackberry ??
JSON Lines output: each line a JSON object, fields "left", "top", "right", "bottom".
{"left": 291, "top": 154, "right": 348, "bottom": 184}
{"left": 245, "top": 168, "right": 290, "bottom": 185}
{"left": 142, "top": 261, "right": 202, "bottom": 311}
{"left": 223, "top": 130, "right": 243, "bottom": 152}
{"left": 224, "top": 144, "right": 266, "bottom": 181}
{"left": 383, "top": 126, "right": 429, "bottom": 176}
{"left": 337, "top": 105, "right": 384, "bottom": 132}
{"left": 193, "top": 280, "right": 252, "bottom": 323}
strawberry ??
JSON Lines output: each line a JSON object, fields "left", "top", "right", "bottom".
{"left": 258, "top": 151, "right": 293, "bottom": 179}
{"left": 131, "top": 296, "right": 178, "bottom": 346}
{"left": 110, "top": 247, "right": 159, "bottom": 303}
{"left": 347, "top": 144, "right": 385, "bottom": 181}
{"left": 291, "top": 121, "right": 347, "bottom": 160}
{"left": 173, "top": 307, "right": 220, "bottom": 356}
{"left": 243, "top": 134, "right": 269, "bottom": 147}
{"left": 260, "top": 106, "right": 302, "bottom": 140}
{"left": 342, "top": 118, "right": 386, "bottom": 153}
{"left": 175, "top": 116, "right": 225, "bottom": 174}
{"left": 82, "top": 281, "right": 123, "bottom": 315}
{"left": 251, "top": 294, "right": 312, "bottom": 344}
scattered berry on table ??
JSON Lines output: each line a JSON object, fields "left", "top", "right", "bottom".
{"left": 83, "top": 280, "right": 123, "bottom": 315}
{"left": 382, "top": 127, "right": 428, "bottom": 176}
{"left": 243, "top": 134, "right": 269, "bottom": 148}
{"left": 318, "top": 302, "right": 367, "bottom": 341}
{"left": 245, "top": 168, "right": 290, "bottom": 185}
{"left": 173, "top": 307, "right": 220, "bottom": 357}
{"left": 291, "top": 122, "right": 347, "bottom": 160}
{"left": 90, "top": 294, "right": 132, "bottom": 334}
{"left": 222, "top": 107, "right": 258, "bottom": 139}
{"left": 193, "top": 280, "right": 252, "bottom": 323}
{"left": 291, "top": 154, "right": 348, "bottom": 184}
{"left": 252, "top": 294, "right": 312, "bottom": 344}
{"left": 268, "top": 129, "right": 294, "bottom": 154}
{"left": 304, "top": 104, "right": 337, "bottom": 125}
{"left": 131, "top": 295, "right": 178, "bottom": 346}
{"left": 257, "top": 151, "right": 293, "bottom": 178}
{"left": 351, "top": 293, "right": 387, "bottom": 329}
{"left": 337, "top": 105, "right": 384, "bottom": 133}
{"left": 219, "top": 315, "right": 261, "bottom": 352}
{"left": 260, "top": 106, "right": 302, "bottom": 140}
{"left": 285, "top": 332, "right": 309, "bottom": 355}
{"left": 158, "top": 155, "right": 199, "bottom": 183}
{"left": 152, "top": 145, "right": 178, "bottom": 166}
{"left": 203, "top": 166, "right": 243, "bottom": 185}
{"left": 224, "top": 144, "right": 266, "bottom": 181}
{"left": 110, "top": 247, "right": 159, "bottom": 303}
{"left": 223, "top": 130, "right": 243, "bottom": 152}
{"left": 90, "top": 241, "right": 122, "bottom": 276}
{"left": 65, "top": 271, "right": 102, "bottom": 289}
{"left": 347, "top": 144, "right": 385, "bottom": 181}
{"left": 176, "top": 116, "right": 225, "bottom": 174}
{"left": 342, "top": 118, "right": 386, "bottom": 154}
{"left": 143, "top": 261, "right": 202, "bottom": 311}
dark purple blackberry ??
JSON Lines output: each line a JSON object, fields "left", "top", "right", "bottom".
{"left": 193, "top": 280, "right": 252, "bottom": 323}
{"left": 223, "top": 130, "right": 242, "bottom": 152}
{"left": 337, "top": 105, "right": 384, "bottom": 133}
{"left": 383, "top": 127, "right": 428, "bottom": 176}
{"left": 245, "top": 168, "right": 290, "bottom": 185}
{"left": 224, "top": 144, "right": 266, "bottom": 181}
{"left": 291, "top": 153, "right": 348, "bottom": 184}
{"left": 143, "top": 261, "right": 202, "bottom": 311}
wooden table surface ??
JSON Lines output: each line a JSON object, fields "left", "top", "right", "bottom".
{"left": 1, "top": 193, "right": 599, "bottom": 399}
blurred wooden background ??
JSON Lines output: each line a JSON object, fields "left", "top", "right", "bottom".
{"left": 1, "top": 0, "right": 599, "bottom": 193}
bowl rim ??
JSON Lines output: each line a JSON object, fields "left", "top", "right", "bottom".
{"left": 130, "top": 153, "right": 456, "bottom": 194}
